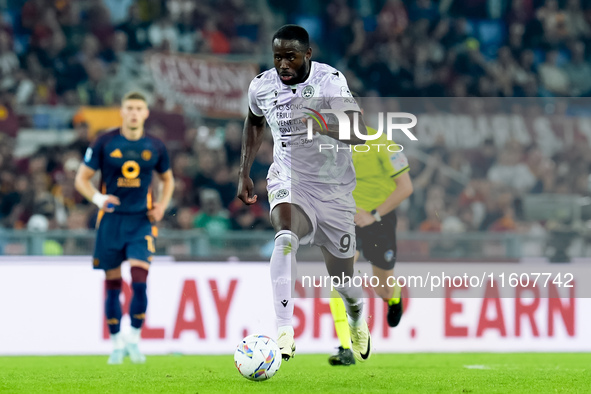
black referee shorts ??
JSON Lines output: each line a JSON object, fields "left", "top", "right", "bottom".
{"left": 356, "top": 211, "right": 397, "bottom": 270}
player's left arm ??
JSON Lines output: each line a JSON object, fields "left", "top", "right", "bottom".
{"left": 310, "top": 70, "right": 368, "bottom": 145}
{"left": 148, "top": 169, "right": 174, "bottom": 222}
{"left": 374, "top": 171, "right": 413, "bottom": 217}
{"left": 375, "top": 146, "right": 413, "bottom": 217}
{"left": 312, "top": 111, "right": 368, "bottom": 145}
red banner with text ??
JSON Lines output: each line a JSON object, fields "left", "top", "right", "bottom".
{"left": 147, "top": 53, "right": 258, "bottom": 118}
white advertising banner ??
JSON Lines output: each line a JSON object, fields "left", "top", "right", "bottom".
{"left": 0, "top": 259, "right": 588, "bottom": 355}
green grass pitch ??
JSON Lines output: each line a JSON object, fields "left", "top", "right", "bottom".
{"left": 1, "top": 353, "right": 589, "bottom": 393}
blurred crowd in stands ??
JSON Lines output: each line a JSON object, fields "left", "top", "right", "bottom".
{"left": 1, "top": 0, "right": 591, "bottom": 239}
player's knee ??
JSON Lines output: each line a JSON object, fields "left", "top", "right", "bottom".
{"left": 131, "top": 266, "right": 149, "bottom": 283}
{"left": 271, "top": 204, "right": 310, "bottom": 237}
{"left": 105, "top": 278, "right": 122, "bottom": 290}
{"left": 273, "top": 230, "right": 299, "bottom": 254}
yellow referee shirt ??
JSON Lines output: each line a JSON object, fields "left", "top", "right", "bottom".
{"left": 352, "top": 127, "right": 410, "bottom": 212}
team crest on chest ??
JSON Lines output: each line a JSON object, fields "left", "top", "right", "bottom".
{"left": 141, "top": 150, "right": 152, "bottom": 161}
{"left": 302, "top": 85, "right": 314, "bottom": 99}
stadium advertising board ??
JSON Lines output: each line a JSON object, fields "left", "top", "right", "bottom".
{"left": 0, "top": 260, "right": 587, "bottom": 355}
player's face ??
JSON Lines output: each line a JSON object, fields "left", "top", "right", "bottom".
{"left": 273, "top": 39, "right": 312, "bottom": 85}
{"left": 121, "top": 99, "right": 149, "bottom": 130}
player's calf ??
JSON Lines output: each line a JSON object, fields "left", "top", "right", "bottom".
{"left": 128, "top": 266, "right": 148, "bottom": 363}
{"left": 130, "top": 266, "right": 148, "bottom": 330}
{"left": 271, "top": 231, "right": 299, "bottom": 360}
{"left": 332, "top": 277, "right": 364, "bottom": 327}
{"left": 105, "top": 278, "right": 123, "bottom": 335}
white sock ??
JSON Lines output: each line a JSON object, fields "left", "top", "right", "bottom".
{"left": 278, "top": 325, "right": 294, "bottom": 337}
{"left": 333, "top": 278, "right": 364, "bottom": 327}
{"left": 270, "top": 230, "right": 299, "bottom": 328}
{"left": 128, "top": 327, "right": 141, "bottom": 344}
{"left": 111, "top": 332, "right": 125, "bottom": 350}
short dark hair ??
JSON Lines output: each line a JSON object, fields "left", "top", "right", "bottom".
{"left": 272, "top": 24, "right": 310, "bottom": 51}
{"left": 122, "top": 91, "right": 148, "bottom": 104}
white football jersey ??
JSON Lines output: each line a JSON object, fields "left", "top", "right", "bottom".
{"left": 248, "top": 61, "right": 361, "bottom": 200}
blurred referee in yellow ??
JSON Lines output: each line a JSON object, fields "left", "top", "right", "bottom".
{"left": 329, "top": 97, "right": 414, "bottom": 366}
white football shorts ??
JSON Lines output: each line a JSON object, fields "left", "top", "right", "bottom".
{"left": 267, "top": 177, "right": 356, "bottom": 259}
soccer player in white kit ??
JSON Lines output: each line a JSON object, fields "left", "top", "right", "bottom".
{"left": 237, "top": 25, "right": 372, "bottom": 362}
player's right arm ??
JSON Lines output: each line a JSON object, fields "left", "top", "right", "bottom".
{"left": 75, "top": 165, "right": 120, "bottom": 212}
{"left": 75, "top": 141, "right": 120, "bottom": 212}
{"left": 237, "top": 78, "right": 266, "bottom": 205}
{"left": 309, "top": 110, "right": 368, "bottom": 145}
{"left": 312, "top": 68, "right": 368, "bottom": 145}
{"left": 237, "top": 108, "right": 266, "bottom": 205}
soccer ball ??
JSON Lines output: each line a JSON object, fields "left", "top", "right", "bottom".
{"left": 234, "top": 334, "right": 282, "bottom": 381}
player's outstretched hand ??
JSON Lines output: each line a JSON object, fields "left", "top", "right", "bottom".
{"left": 354, "top": 208, "right": 376, "bottom": 228}
{"left": 237, "top": 176, "right": 257, "bottom": 205}
{"left": 300, "top": 117, "right": 323, "bottom": 136}
{"left": 103, "top": 195, "right": 120, "bottom": 213}
{"left": 147, "top": 202, "right": 166, "bottom": 222}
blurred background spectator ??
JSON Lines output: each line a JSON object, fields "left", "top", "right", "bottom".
{"left": 0, "top": 0, "right": 590, "bottom": 252}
